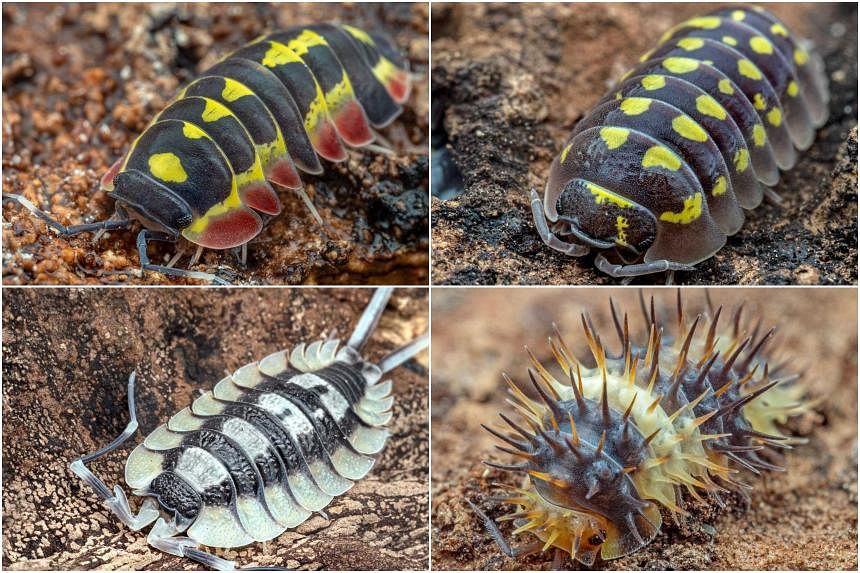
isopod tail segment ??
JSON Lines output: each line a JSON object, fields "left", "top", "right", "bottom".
{"left": 68, "top": 288, "right": 428, "bottom": 571}
{"left": 469, "top": 290, "right": 813, "bottom": 567}
{"left": 533, "top": 6, "right": 829, "bottom": 282}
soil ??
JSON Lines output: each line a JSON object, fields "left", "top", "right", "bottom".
{"left": 430, "top": 288, "right": 857, "bottom": 570}
{"left": 431, "top": 3, "right": 858, "bottom": 285}
{"left": 2, "top": 287, "right": 429, "bottom": 570}
{"left": 2, "top": 2, "right": 429, "bottom": 286}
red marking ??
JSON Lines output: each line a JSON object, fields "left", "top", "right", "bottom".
{"left": 196, "top": 207, "right": 263, "bottom": 249}
{"left": 332, "top": 100, "right": 373, "bottom": 147}
{"left": 100, "top": 158, "right": 123, "bottom": 191}
{"left": 387, "top": 72, "right": 411, "bottom": 104}
{"left": 242, "top": 182, "right": 282, "bottom": 216}
{"left": 312, "top": 119, "right": 347, "bottom": 162}
{"left": 267, "top": 159, "right": 303, "bottom": 190}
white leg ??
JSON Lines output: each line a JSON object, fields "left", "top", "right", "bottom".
{"left": 69, "top": 371, "right": 160, "bottom": 531}
{"left": 529, "top": 189, "right": 589, "bottom": 256}
{"left": 595, "top": 253, "right": 695, "bottom": 278}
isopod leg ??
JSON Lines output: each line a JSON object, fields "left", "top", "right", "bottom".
{"left": 529, "top": 190, "right": 590, "bottom": 257}
{"left": 595, "top": 253, "right": 696, "bottom": 281}
{"left": 3, "top": 193, "right": 131, "bottom": 236}
{"left": 69, "top": 371, "right": 161, "bottom": 531}
{"left": 347, "top": 287, "right": 394, "bottom": 351}
{"left": 466, "top": 499, "right": 544, "bottom": 559}
{"left": 148, "top": 518, "right": 286, "bottom": 571}
{"left": 136, "top": 229, "right": 231, "bottom": 286}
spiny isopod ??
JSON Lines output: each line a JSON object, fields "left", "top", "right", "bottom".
{"left": 469, "top": 291, "right": 812, "bottom": 566}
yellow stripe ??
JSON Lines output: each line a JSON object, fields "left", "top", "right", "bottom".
{"left": 586, "top": 182, "right": 634, "bottom": 208}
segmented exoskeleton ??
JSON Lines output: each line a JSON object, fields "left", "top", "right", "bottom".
{"left": 531, "top": 5, "right": 829, "bottom": 281}
{"left": 469, "top": 291, "right": 813, "bottom": 567}
{"left": 5, "top": 23, "right": 412, "bottom": 284}
{"left": 70, "top": 288, "right": 428, "bottom": 570}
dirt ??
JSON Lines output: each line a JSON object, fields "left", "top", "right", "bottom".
{"left": 1, "top": 2, "right": 429, "bottom": 286}
{"left": 2, "top": 287, "right": 429, "bottom": 570}
{"left": 430, "top": 288, "right": 857, "bottom": 570}
{"left": 430, "top": 3, "right": 858, "bottom": 285}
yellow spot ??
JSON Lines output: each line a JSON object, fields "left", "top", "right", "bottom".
{"left": 342, "top": 24, "right": 375, "bottom": 46}
{"left": 794, "top": 48, "right": 809, "bottom": 65}
{"left": 642, "top": 145, "right": 681, "bottom": 171}
{"left": 753, "top": 93, "right": 767, "bottom": 110}
{"left": 262, "top": 41, "right": 304, "bottom": 67}
{"left": 201, "top": 98, "right": 232, "bottom": 123}
{"left": 615, "top": 91, "right": 623, "bottom": 100}
{"left": 771, "top": 23, "right": 789, "bottom": 37}
{"left": 787, "top": 80, "right": 799, "bottom": 97}
{"left": 586, "top": 182, "right": 634, "bottom": 208}
{"left": 712, "top": 176, "right": 727, "bottom": 196}
{"left": 677, "top": 37, "right": 704, "bottom": 51}
{"left": 767, "top": 107, "right": 783, "bottom": 127}
{"left": 686, "top": 16, "right": 721, "bottom": 29}
{"left": 182, "top": 123, "right": 207, "bottom": 139}
{"left": 738, "top": 58, "right": 763, "bottom": 80}
{"left": 722, "top": 35, "right": 738, "bottom": 46}
{"left": 222, "top": 78, "right": 254, "bottom": 102}
{"left": 718, "top": 78, "right": 735, "bottom": 95}
{"left": 615, "top": 216, "right": 629, "bottom": 246}
{"left": 663, "top": 57, "right": 699, "bottom": 74}
{"left": 672, "top": 114, "right": 708, "bottom": 142}
{"left": 696, "top": 94, "right": 727, "bottom": 120}
{"left": 734, "top": 148, "right": 750, "bottom": 172}
{"left": 620, "top": 97, "right": 652, "bottom": 116}
{"left": 148, "top": 152, "right": 188, "bottom": 183}
{"left": 659, "top": 193, "right": 703, "bottom": 224}
{"left": 641, "top": 75, "right": 665, "bottom": 91}
{"left": 324, "top": 71, "right": 357, "bottom": 114}
{"left": 753, "top": 123, "right": 767, "bottom": 147}
{"left": 559, "top": 143, "right": 573, "bottom": 164}
{"left": 749, "top": 36, "right": 774, "bottom": 55}
{"left": 600, "top": 126, "right": 630, "bottom": 150}
{"left": 731, "top": 10, "right": 746, "bottom": 21}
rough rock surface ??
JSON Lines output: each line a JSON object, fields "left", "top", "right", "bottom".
{"left": 431, "top": 3, "right": 857, "bottom": 285}
{"left": 2, "top": 3, "right": 429, "bottom": 285}
{"left": 431, "top": 288, "right": 857, "bottom": 570}
{"left": 3, "top": 288, "right": 429, "bottom": 570}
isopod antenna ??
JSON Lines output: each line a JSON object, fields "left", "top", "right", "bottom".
{"left": 378, "top": 332, "right": 429, "bottom": 374}
{"left": 347, "top": 287, "right": 394, "bottom": 351}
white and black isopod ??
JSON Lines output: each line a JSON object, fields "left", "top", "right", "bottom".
{"left": 69, "top": 288, "right": 428, "bottom": 570}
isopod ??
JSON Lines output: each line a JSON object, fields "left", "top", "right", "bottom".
{"left": 4, "top": 23, "right": 412, "bottom": 285}
{"left": 531, "top": 6, "right": 829, "bottom": 280}
{"left": 469, "top": 291, "right": 812, "bottom": 566}
{"left": 69, "top": 288, "right": 428, "bottom": 570}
